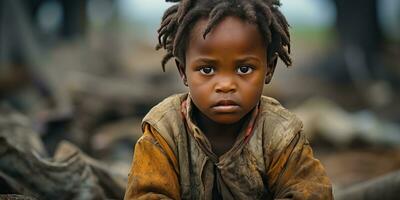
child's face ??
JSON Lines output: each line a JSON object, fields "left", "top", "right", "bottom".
{"left": 184, "top": 16, "right": 270, "bottom": 125}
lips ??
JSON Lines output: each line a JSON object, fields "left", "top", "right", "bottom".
{"left": 215, "top": 100, "right": 238, "bottom": 106}
{"left": 211, "top": 99, "right": 240, "bottom": 113}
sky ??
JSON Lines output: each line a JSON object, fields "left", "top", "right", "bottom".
{"left": 117, "top": 0, "right": 336, "bottom": 29}
{"left": 116, "top": 0, "right": 399, "bottom": 39}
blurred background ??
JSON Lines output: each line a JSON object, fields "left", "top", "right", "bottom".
{"left": 0, "top": 0, "right": 399, "bottom": 199}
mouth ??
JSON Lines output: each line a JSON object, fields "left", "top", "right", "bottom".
{"left": 211, "top": 100, "right": 240, "bottom": 113}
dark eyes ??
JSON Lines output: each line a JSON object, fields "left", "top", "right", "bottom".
{"left": 198, "top": 65, "right": 254, "bottom": 75}
{"left": 199, "top": 66, "right": 215, "bottom": 75}
{"left": 236, "top": 66, "right": 253, "bottom": 74}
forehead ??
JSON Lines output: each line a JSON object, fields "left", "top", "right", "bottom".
{"left": 187, "top": 16, "right": 266, "bottom": 56}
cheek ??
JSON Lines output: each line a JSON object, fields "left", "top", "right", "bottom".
{"left": 245, "top": 70, "right": 266, "bottom": 88}
{"left": 243, "top": 81, "right": 264, "bottom": 97}
{"left": 187, "top": 73, "right": 206, "bottom": 92}
{"left": 240, "top": 74, "right": 265, "bottom": 103}
{"left": 186, "top": 74, "right": 212, "bottom": 103}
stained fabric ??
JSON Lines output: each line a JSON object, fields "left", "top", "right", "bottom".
{"left": 124, "top": 93, "right": 333, "bottom": 200}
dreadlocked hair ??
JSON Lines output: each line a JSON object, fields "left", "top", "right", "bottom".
{"left": 156, "top": 0, "right": 292, "bottom": 72}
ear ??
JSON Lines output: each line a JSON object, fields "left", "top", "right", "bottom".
{"left": 175, "top": 59, "right": 188, "bottom": 86}
{"left": 265, "top": 54, "right": 278, "bottom": 84}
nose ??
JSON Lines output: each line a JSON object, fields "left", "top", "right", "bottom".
{"left": 215, "top": 75, "right": 236, "bottom": 93}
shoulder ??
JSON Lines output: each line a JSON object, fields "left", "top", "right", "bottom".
{"left": 142, "top": 93, "right": 187, "bottom": 125}
{"left": 141, "top": 93, "right": 188, "bottom": 155}
{"left": 258, "top": 96, "right": 303, "bottom": 152}
{"left": 259, "top": 96, "right": 299, "bottom": 121}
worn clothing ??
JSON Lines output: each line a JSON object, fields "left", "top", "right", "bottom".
{"left": 124, "top": 93, "right": 333, "bottom": 200}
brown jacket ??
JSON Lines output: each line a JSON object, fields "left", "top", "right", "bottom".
{"left": 124, "top": 93, "right": 333, "bottom": 199}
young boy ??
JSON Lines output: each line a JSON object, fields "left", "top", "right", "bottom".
{"left": 125, "top": 0, "right": 333, "bottom": 199}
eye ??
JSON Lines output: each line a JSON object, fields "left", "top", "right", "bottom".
{"left": 237, "top": 65, "right": 253, "bottom": 74}
{"left": 199, "top": 66, "right": 215, "bottom": 75}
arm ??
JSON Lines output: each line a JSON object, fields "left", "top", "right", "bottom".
{"left": 124, "top": 124, "right": 180, "bottom": 200}
{"left": 267, "top": 131, "right": 333, "bottom": 200}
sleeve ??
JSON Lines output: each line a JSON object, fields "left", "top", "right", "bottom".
{"left": 267, "top": 131, "right": 333, "bottom": 200}
{"left": 124, "top": 124, "right": 180, "bottom": 200}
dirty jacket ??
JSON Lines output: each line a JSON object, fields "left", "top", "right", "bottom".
{"left": 124, "top": 93, "right": 333, "bottom": 200}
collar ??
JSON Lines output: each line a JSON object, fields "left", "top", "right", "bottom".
{"left": 180, "top": 94, "right": 259, "bottom": 162}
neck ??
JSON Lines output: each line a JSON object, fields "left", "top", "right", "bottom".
{"left": 194, "top": 108, "right": 248, "bottom": 140}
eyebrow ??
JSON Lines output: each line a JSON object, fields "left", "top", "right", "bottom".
{"left": 235, "top": 55, "right": 263, "bottom": 63}
{"left": 192, "top": 57, "right": 218, "bottom": 64}
{"left": 192, "top": 55, "right": 262, "bottom": 64}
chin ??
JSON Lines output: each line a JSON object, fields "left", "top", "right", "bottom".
{"left": 210, "top": 114, "right": 243, "bottom": 125}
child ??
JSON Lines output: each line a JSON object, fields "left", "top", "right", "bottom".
{"left": 125, "top": 0, "right": 333, "bottom": 199}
